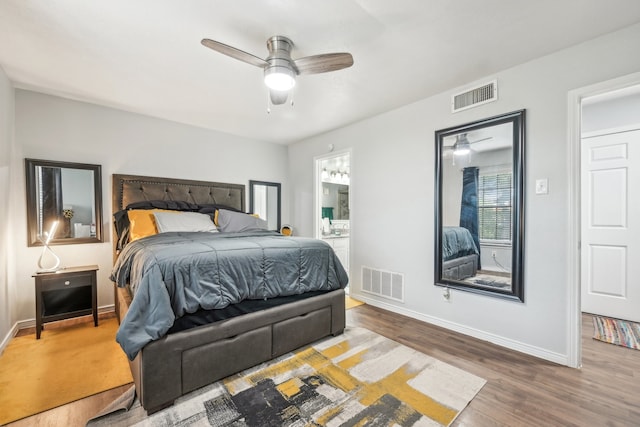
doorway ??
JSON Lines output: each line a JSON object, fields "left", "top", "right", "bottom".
{"left": 580, "top": 126, "right": 640, "bottom": 322}
{"left": 315, "top": 150, "right": 351, "bottom": 283}
{"left": 568, "top": 73, "right": 640, "bottom": 367}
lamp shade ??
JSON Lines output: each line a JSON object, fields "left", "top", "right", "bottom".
{"left": 264, "top": 65, "right": 296, "bottom": 91}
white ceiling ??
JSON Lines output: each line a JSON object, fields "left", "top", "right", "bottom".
{"left": 2, "top": 1, "right": 640, "bottom": 145}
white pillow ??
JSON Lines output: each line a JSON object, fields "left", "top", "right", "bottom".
{"left": 153, "top": 211, "right": 218, "bottom": 233}
{"left": 216, "top": 209, "right": 268, "bottom": 233}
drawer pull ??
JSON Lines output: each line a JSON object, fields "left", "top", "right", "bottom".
{"left": 64, "top": 280, "right": 70, "bottom": 286}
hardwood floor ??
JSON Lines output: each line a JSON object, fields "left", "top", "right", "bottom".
{"left": 348, "top": 306, "right": 640, "bottom": 427}
{"left": 8, "top": 305, "right": 640, "bottom": 426}
{"left": 6, "top": 384, "right": 133, "bottom": 427}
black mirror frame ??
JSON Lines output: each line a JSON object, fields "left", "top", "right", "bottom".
{"left": 249, "top": 180, "right": 281, "bottom": 232}
{"left": 434, "top": 110, "right": 525, "bottom": 302}
{"left": 25, "top": 158, "right": 103, "bottom": 247}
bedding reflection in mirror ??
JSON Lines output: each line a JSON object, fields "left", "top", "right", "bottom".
{"left": 435, "top": 110, "right": 525, "bottom": 301}
{"left": 25, "top": 159, "right": 103, "bottom": 246}
{"left": 249, "top": 180, "right": 281, "bottom": 231}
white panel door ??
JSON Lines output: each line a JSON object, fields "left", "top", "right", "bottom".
{"left": 581, "top": 129, "right": 640, "bottom": 321}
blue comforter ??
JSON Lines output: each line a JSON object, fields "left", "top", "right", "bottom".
{"left": 111, "top": 231, "right": 349, "bottom": 360}
{"left": 442, "top": 226, "right": 479, "bottom": 261}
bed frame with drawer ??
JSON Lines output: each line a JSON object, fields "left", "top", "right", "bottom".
{"left": 112, "top": 174, "right": 346, "bottom": 413}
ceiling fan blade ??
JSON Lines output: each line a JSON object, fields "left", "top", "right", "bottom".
{"left": 470, "top": 136, "right": 492, "bottom": 144}
{"left": 294, "top": 53, "right": 353, "bottom": 75}
{"left": 201, "top": 38, "right": 268, "bottom": 68}
{"left": 269, "top": 90, "right": 288, "bottom": 105}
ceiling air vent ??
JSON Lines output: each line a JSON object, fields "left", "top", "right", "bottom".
{"left": 451, "top": 80, "right": 498, "bottom": 113}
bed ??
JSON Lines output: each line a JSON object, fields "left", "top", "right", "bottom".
{"left": 111, "top": 174, "right": 348, "bottom": 413}
{"left": 442, "top": 226, "right": 479, "bottom": 281}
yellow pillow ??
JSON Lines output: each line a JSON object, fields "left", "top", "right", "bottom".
{"left": 127, "top": 209, "right": 172, "bottom": 242}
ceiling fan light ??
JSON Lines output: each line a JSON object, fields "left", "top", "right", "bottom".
{"left": 453, "top": 146, "right": 470, "bottom": 156}
{"left": 453, "top": 134, "right": 471, "bottom": 156}
{"left": 264, "top": 66, "right": 296, "bottom": 91}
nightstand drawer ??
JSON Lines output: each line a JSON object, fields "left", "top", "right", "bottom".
{"left": 40, "top": 272, "right": 94, "bottom": 290}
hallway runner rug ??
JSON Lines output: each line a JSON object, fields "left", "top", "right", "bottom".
{"left": 88, "top": 326, "right": 486, "bottom": 426}
{"left": 592, "top": 316, "right": 640, "bottom": 350}
{"left": 0, "top": 317, "right": 133, "bottom": 425}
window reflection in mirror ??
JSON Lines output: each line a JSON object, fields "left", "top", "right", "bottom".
{"left": 249, "top": 180, "right": 281, "bottom": 231}
{"left": 25, "top": 159, "right": 103, "bottom": 246}
{"left": 435, "top": 110, "right": 525, "bottom": 302}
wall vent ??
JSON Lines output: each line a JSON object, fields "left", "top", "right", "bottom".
{"left": 451, "top": 80, "right": 498, "bottom": 112}
{"left": 361, "top": 266, "right": 404, "bottom": 302}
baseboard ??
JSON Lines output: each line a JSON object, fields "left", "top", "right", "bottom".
{"left": 14, "top": 304, "right": 116, "bottom": 330}
{"left": 0, "top": 322, "right": 20, "bottom": 356}
{"left": 349, "top": 293, "right": 569, "bottom": 366}
{"left": 0, "top": 304, "right": 116, "bottom": 355}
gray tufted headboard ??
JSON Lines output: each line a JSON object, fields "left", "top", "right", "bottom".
{"left": 112, "top": 174, "right": 245, "bottom": 213}
{"left": 110, "top": 173, "right": 245, "bottom": 319}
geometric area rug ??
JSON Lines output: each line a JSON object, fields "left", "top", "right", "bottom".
{"left": 88, "top": 327, "right": 486, "bottom": 426}
{"left": 593, "top": 316, "right": 640, "bottom": 350}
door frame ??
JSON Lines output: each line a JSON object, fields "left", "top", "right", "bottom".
{"left": 567, "top": 71, "right": 640, "bottom": 368}
{"left": 314, "top": 148, "right": 352, "bottom": 272}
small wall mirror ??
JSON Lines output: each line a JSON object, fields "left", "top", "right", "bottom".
{"left": 434, "top": 110, "right": 525, "bottom": 301}
{"left": 249, "top": 180, "right": 281, "bottom": 231}
{"left": 25, "top": 159, "right": 103, "bottom": 246}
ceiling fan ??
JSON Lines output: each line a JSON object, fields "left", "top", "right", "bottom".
{"left": 444, "top": 133, "right": 493, "bottom": 165}
{"left": 201, "top": 35, "right": 354, "bottom": 107}
{"left": 446, "top": 133, "right": 492, "bottom": 156}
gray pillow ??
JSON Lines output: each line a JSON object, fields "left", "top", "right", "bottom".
{"left": 217, "top": 209, "right": 268, "bottom": 233}
{"left": 153, "top": 211, "right": 218, "bottom": 233}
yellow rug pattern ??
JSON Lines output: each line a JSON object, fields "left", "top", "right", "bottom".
{"left": 0, "top": 317, "right": 132, "bottom": 425}
{"left": 89, "top": 327, "right": 486, "bottom": 426}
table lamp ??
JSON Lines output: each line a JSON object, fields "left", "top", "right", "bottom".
{"left": 37, "top": 220, "right": 61, "bottom": 272}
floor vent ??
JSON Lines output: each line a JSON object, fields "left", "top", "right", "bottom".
{"left": 361, "top": 266, "right": 404, "bottom": 302}
{"left": 452, "top": 80, "right": 498, "bottom": 112}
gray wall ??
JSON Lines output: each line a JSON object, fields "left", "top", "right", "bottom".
{"left": 0, "top": 65, "right": 14, "bottom": 344}
{"left": 9, "top": 91, "right": 289, "bottom": 323}
{"left": 288, "top": 23, "right": 640, "bottom": 364}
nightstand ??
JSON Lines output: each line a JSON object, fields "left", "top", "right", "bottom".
{"left": 33, "top": 265, "right": 99, "bottom": 339}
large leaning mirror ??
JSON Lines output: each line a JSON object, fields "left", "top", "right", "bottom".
{"left": 25, "top": 159, "right": 103, "bottom": 246}
{"left": 249, "top": 180, "right": 281, "bottom": 232}
{"left": 435, "top": 110, "right": 525, "bottom": 301}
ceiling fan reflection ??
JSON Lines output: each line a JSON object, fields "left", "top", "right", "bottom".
{"left": 445, "top": 133, "right": 492, "bottom": 165}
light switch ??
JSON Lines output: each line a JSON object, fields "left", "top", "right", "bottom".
{"left": 535, "top": 178, "right": 548, "bottom": 195}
